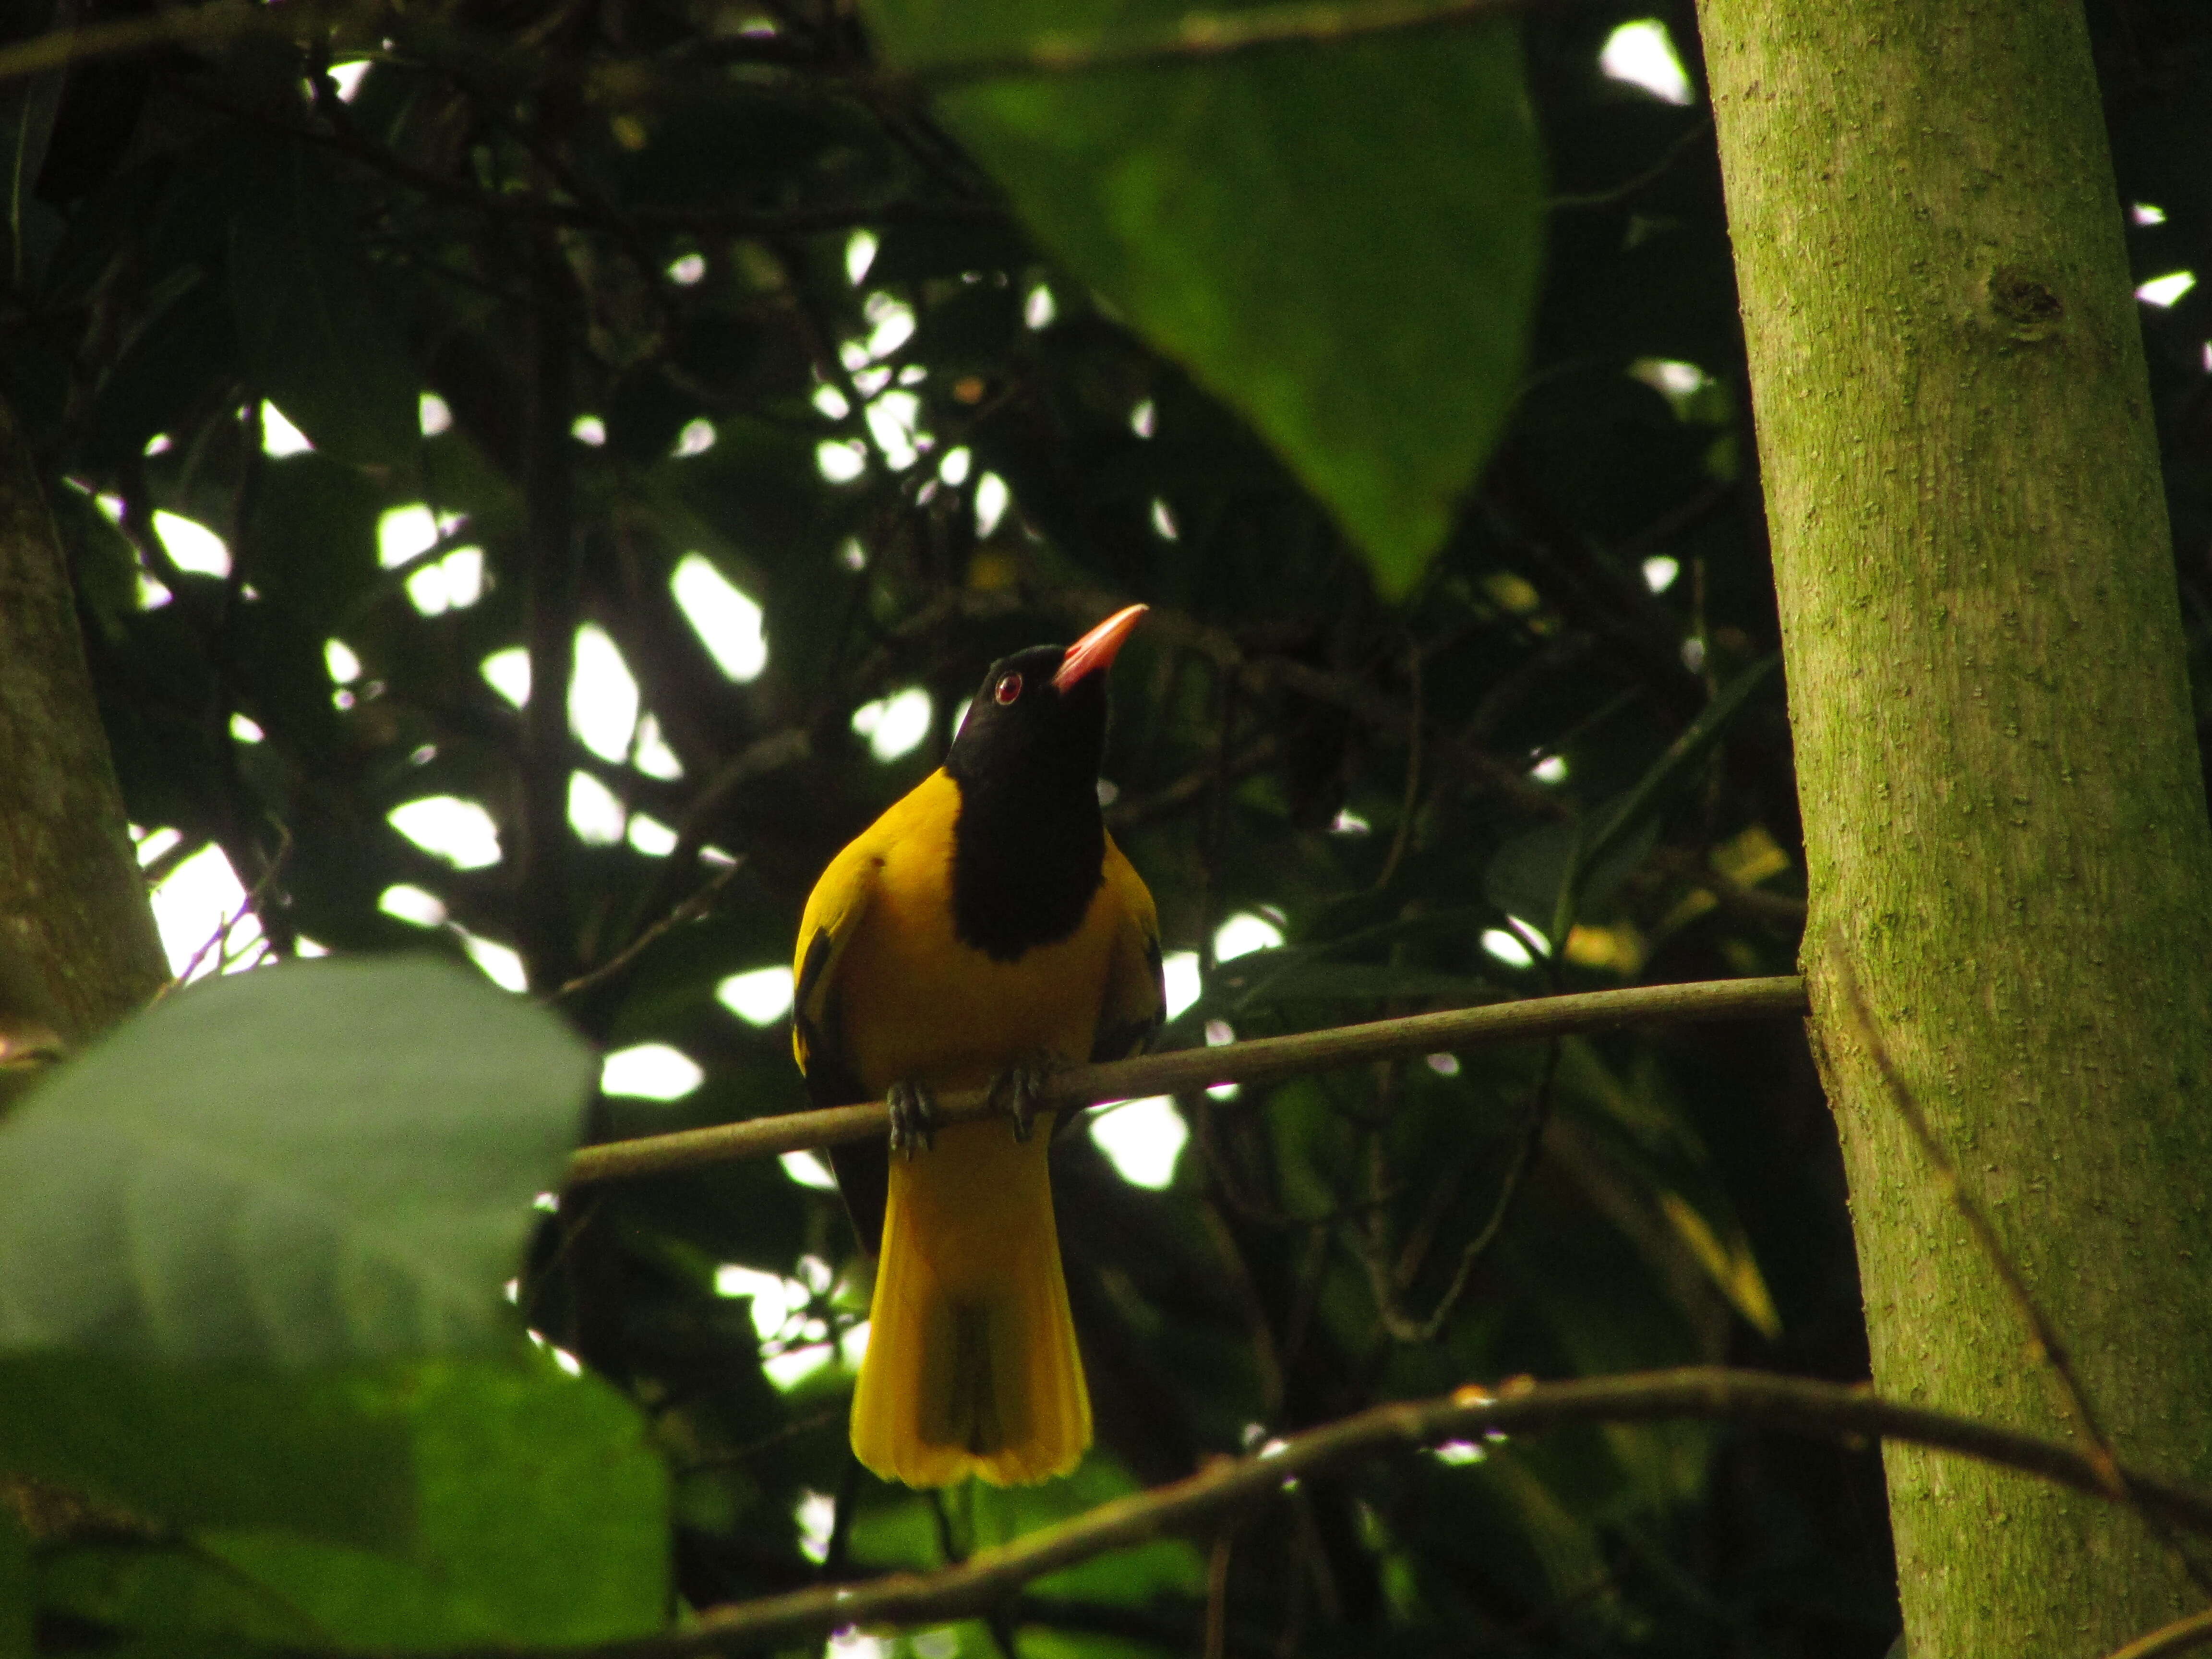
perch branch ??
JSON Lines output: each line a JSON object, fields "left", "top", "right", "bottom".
{"left": 566, "top": 976, "right": 1809, "bottom": 1187}
{"left": 563, "top": 1367, "right": 2212, "bottom": 1658}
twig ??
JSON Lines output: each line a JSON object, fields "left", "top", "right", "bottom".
{"left": 1367, "top": 1038, "right": 1560, "bottom": 1343}
{"left": 2104, "top": 1609, "right": 2212, "bottom": 1659}
{"left": 138, "top": 831, "right": 211, "bottom": 890}
{"left": 566, "top": 977, "right": 1810, "bottom": 1187}
{"left": 155, "top": 824, "right": 294, "bottom": 998}
{"left": 1828, "top": 944, "right": 2212, "bottom": 1595}
{"left": 548, "top": 1367, "right": 2212, "bottom": 1658}
{"left": 625, "top": 728, "right": 811, "bottom": 939}
{"left": 551, "top": 859, "right": 743, "bottom": 1002}
{"left": 1548, "top": 117, "right": 1713, "bottom": 212}
{"left": 676, "top": 1408, "right": 845, "bottom": 1477}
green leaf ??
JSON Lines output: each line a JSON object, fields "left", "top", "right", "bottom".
{"left": 201, "top": 1362, "right": 669, "bottom": 1648}
{"left": 0, "top": 957, "right": 597, "bottom": 1364}
{"left": 39, "top": 1541, "right": 331, "bottom": 1652}
{"left": 1486, "top": 817, "right": 1658, "bottom": 942}
{"left": 0, "top": 1355, "right": 409, "bottom": 1548}
{"left": 229, "top": 144, "right": 419, "bottom": 469}
{"left": 864, "top": 0, "right": 1544, "bottom": 596}
{"left": 1579, "top": 653, "right": 1781, "bottom": 879}
{"left": 1544, "top": 653, "right": 1781, "bottom": 944}
{"left": 39, "top": 1362, "right": 669, "bottom": 1651}
{"left": 1552, "top": 1040, "right": 1780, "bottom": 1341}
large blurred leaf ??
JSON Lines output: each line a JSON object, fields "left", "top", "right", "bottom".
{"left": 202, "top": 1363, "right": 668, "bottom": 1648}
{"left": 0, "top": 1355, "right": 409, "bottom": 1547}
{"left": 865, "top": 0, "right": 1544, "bottom": 596}
{"left": 0, "top": 957, "right": 596, "bottom": 1363}
{"left": 42, "top": 1361, "right": 669, "bottom": 1651}
{"left": 229, "top": 144, "right": 419, "bottom": 468}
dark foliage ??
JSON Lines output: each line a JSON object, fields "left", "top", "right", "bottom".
{"left": 5, "top": 0, "right": 2208, "bottom": 1652}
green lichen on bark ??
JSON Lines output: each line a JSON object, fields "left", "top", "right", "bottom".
{"left": 1694, "top": 0, "right": 2212, "bottom": 1651}
{"left": 0, "top": 395, "right": 166, "bottom": 1050}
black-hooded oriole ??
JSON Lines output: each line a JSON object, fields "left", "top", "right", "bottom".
{"left": 792, "top": 604, "right": 1164, "bottom": 1486}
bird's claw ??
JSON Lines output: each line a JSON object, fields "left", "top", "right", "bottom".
{"left": 988, "top": 1053, "right": 1060, "bottom": 1143}
{"left": 887, "top": 1079, "right": 938, "bottom": 1158}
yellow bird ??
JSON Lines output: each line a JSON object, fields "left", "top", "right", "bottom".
{"left": 791, "top": 604, "right": 1163, "bottom": 1487}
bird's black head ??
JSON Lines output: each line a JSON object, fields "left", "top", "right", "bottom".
{"left": 945, "top": 604, "right": 1146, "bottom": 795}
{"left": 943, "top": 605, "right": 1145, "bottom": 960}
{"left": 946, "top": 646, "right": 1105, "bottom": 794}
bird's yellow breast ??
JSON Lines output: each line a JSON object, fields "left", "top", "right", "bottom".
{"left": 828, "top": 771, "right": 1120, "bottom": 1095}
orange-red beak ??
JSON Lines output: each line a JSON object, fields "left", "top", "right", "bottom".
{"left": 1053, "top": 603, "right": 1148, "bottom": 690}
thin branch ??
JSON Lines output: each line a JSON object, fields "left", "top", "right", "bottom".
{"left": 624, "top": 728, "right": 811, "bottom": 942}
{"left": 1367, "top": 1038, "right": 1560, "bottom": 1343}
{"left": 566, "top": 976, "right": 1810, "bottom": 1187}
{"left": 138, "top": 831, "right": 211, "bottom": 890}
{"left": 2104, "top": 1609, "right": 2212, "bottom": 1659}
{"left": 554, "top": 1367, "right": 2212, "bottom": 1659}
{"left": 552, "top": 859, "right": 743, "bottom": 1002}
{"left": 154, "top": 824, "right": 293, "bottom": 998}
{"left": 1548, "top": 117, "right": 1713, "bottom": 212}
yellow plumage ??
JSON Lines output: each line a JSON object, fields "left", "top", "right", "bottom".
{"left": 792, "top": 769, "right": 1160, "bottom": 1487}
{"left": 852, "top": 1118, "right": 1089, "bottom": 1485}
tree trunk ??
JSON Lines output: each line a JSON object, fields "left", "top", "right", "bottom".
{"left": 1692, "top": 0, "right": 2212, "bottom": 1650}
{"left": 0, "top": 396, "right": 166, "bottom": 1053}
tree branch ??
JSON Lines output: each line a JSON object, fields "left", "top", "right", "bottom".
{"left": 566, "top": 976, "right": 1809, "bottom": 1187}
{"left": 0, "top": 398, "right": 168, "bottom": 1045}
{"left": 559, "top": 1367, "right": 2212, "bottom": 1658}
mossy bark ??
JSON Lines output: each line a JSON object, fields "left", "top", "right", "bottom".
{"left": 1693, "top": 0, "right": 2212, "bottom": 1650}
{"left": 0, "top": 396, "right": 166, "bottom": 1050}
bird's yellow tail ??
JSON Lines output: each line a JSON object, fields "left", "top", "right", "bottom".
{"left": 850, "top": 1115, "right": 1091, "bottom": 1486}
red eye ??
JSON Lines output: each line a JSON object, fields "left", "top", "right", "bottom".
{"left": 993, "top": 673, "right": 1023, "bottom": 705}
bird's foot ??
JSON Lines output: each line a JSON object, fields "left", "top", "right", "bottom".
{"left": 987, "top": 1051, "right": 1061, "bottom": 1143}
{"left": 887, "top": 1079, "right": 938, "bottom": 1159}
